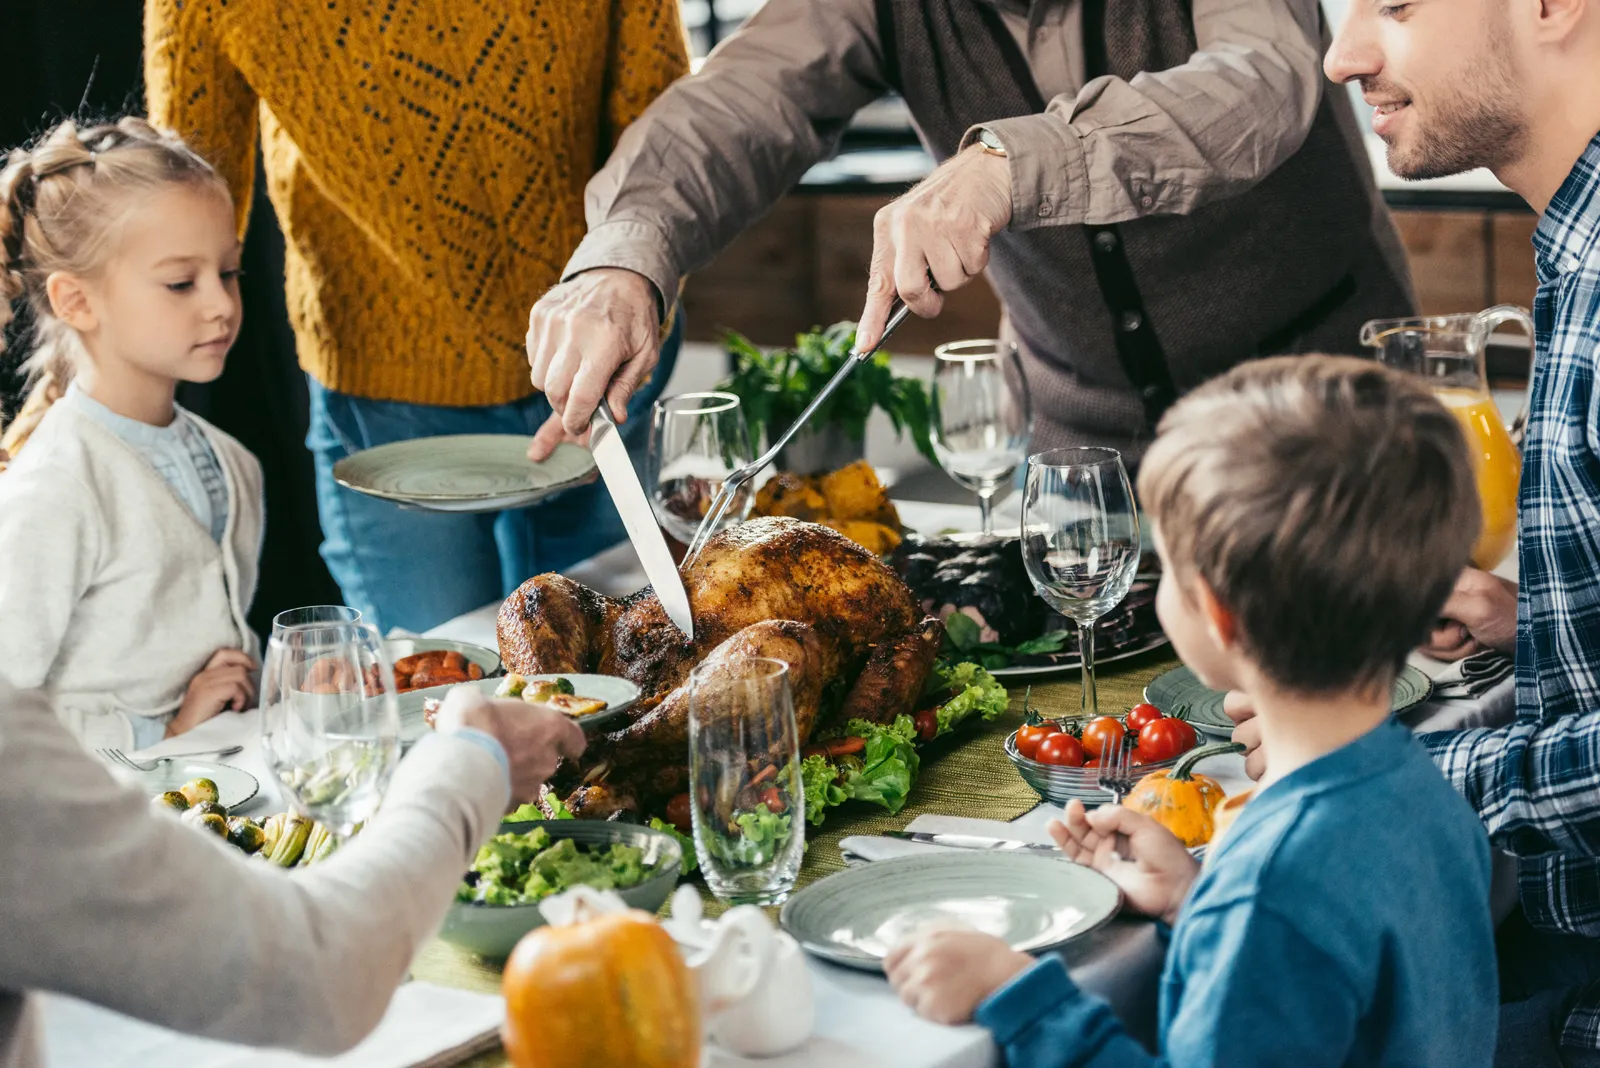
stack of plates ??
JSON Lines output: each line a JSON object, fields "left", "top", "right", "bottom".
{"left": 1144, "top": 664, "right": 1433, "bottom": 739}
{"left": 1003, "top": 726, "right": 1186, "bottom": 805}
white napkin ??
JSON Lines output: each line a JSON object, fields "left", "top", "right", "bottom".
{"left": 1430, "top": 650, "right": 1515, "bottom": 699}
{"left": 40, "top": 982, "right": 502, "bottom": 1068}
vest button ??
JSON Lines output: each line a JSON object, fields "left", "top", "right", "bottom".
{"left": 1141, "top": 195, "right": 1154, "bottom": 208}
{"left": 1094, "top": 231, "right": 1118, "bottom": 252}
{"left": 1121, "top": 310, "right": 1143, "bottom": 333}
{"left": 1039, "top": 201, "right": 1054, "bottom": 217}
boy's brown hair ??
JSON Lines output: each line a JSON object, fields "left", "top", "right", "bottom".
{"left": 1138, "top": 355, "right": 1481, "bottom": 694}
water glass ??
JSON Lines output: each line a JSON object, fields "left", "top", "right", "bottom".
{"left": 931, "top": 339, "right": 1033, "bottom": 535}
{"left": 1021, "top": 448, "right": 1141, "bottom": 719}
{"left": 687, "top": 657, "right": 804, "bottom": 905}
{"left": 648, "top": 391, "right": 755, "bottom": 544}
{"left": 260, "top": 620, "right": 401, "bottom": 837}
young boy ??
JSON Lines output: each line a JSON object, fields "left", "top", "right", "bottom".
{"left": 885, "top": 356, "right": 1497, "bottom": 1067}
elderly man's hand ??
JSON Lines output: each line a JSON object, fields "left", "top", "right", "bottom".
{"left": 1223, "top": 690, "right": 1267, "bottom": 782}
{"left": 524, "top": 267, "right": 661, "bottom": 461}
{"left": 856, "top": 145, "right": 1012, "bottom": 351}
{"left": 433, "top": 685, "right": 587, "bottom": 804}
{"left": 1419, "top": 568, "right": 1517, "bottom": 660}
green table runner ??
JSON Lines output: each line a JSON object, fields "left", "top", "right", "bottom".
{"left": 413, "top": 646, "right": 1181, "bottom": 1066}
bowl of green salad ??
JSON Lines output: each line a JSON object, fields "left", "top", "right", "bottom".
{"left": 438, "top": 820, "right": 683, "bottom": 959}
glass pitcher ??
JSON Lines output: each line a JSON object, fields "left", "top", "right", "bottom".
{"left": 1360, "top": 305, "right": 1535, "bottom": 571}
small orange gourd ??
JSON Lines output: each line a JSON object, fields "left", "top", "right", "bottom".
{"left": 1123, "top": 741, "right": 1245, "bottom": 848}
{"left": 502, "top": 908, "right": 701, "bottom": 1068}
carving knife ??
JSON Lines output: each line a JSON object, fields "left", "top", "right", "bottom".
{"left": 588, "top": 401, "right": 695, "bottom": 639}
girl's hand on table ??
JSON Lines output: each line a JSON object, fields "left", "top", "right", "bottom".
{"left": 884, "top": 926, "right": 1033, "bottom": 1026}
{"left": 1049, "top": 801, "right": 1198, "bottom": 927}
{"left": 168, "top": 648, "right": 258, "bottom": 736}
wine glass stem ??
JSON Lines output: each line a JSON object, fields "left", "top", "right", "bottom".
{"left": 1079, "top": 620, "right": 1098, "bottom": 719}
{"left": 978, "top": 490, "right": 995, "bottom": 535}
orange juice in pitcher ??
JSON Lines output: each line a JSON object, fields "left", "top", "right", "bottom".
{"left": 1361, "top": 306, "right": 1534, "bottom": 571}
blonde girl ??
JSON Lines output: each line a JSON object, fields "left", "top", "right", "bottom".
{"left": 0, "top": 117, "right": 262, "bottom": 750}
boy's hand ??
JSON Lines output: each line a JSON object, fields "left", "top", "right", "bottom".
{"left": 1049, "top": 801, "right": 1199, "bottom": 926}
{"left": 169, "top": 649, "right": 258, "bottom": 736}
{"left": 1223, "top": 690, "right": 1267, "bottom": 781}
{"left": 884, "top": 926, "right": 1033, "bottom": 1025}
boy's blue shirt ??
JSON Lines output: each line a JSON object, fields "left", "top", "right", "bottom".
{"left": 974, "top": 718, "right": 1497, "bottom": 1067}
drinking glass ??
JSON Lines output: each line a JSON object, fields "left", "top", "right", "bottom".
{"left": 270, "top": 605, "right": 361, "bottom": 642}
{"left": 1021, "top": 448, "right": 1141, "bottom": 719}
{"left": 260, "top": 620, "right": 401, "bottom": 837}
{"left": 931, "top": 339, "right": 1034, "bottom": 535}
{"left": 648, "top": 391, "right": 756, "bottom": 544}
{"left": 687, "top": 657, "right": 804, "bottom": 905}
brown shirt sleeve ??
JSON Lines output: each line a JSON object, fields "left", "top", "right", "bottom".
{"left": 561, "top": 0, "right": 890, "bottom": 308}
{"left": 967, "top": 0, "right": 1329, "bottom": 228}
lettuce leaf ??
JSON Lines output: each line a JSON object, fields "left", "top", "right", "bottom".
{"left": 801, "top": 753, "right": 849, "bottom": 827}
{"left": 932, "top": 662, "right": 1009, "bottom": 735}
{"left": 647, "top": 817, "right": 698, "bottom": 874}
{"left": 705, "top": 807, "right": 796, "bottom": 868}
{"left": 838, "top": 715, "right": 920, "bottom": 814}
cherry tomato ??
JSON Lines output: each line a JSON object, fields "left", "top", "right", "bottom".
{"left": 1137, "top": 717, "right": 1199, "bottom": 762}
{"left": 1035, "top": 732, "right": 1088, "bottom": 768}
{"left": 1080, "top": 716, "right": 1127, "bottom": 760}
{"left": 914, "top": 707, "right": 940, "bottom": 743}
{"left": 1125, "top": 703, "right": 1164, "bottom": 733}
{"left": 665, "top": 792, "right": 694, "bottom": 833}
{"left": 1015, "top": 718, "right": 1063, "bottom": 760}
{"left": 760, "top": 786, "right": 787, "bottom": 814}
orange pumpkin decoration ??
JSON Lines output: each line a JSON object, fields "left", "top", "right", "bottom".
{"left": 1123, "top": 741, "right": 1244, "bottom": 848}
{"left": 502, "top": 909, "right": 701, "bottom": 1068}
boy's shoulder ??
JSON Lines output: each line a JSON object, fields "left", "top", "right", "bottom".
{"left": 1195, "top": 724, "right": 1489, "bottom": 930}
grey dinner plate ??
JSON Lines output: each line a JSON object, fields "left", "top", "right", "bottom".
{"left": 397, "top": 674, "right": 643, "bottom": 744}
{"left": 779, "top": 852, "right": 1122, "bottom": 972}
{"left": 125, "top": 759, "right": 260, "bottom": 811}
{"left": 333, "top": 436, "right": 595, "bottom": 513}
{"left": 1145, "top": 664, "right": 1433, "bottom": 737}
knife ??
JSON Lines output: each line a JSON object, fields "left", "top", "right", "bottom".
{"left": 588, "top": 401, "right": 696, "bottom": 639}
{"left": 885, "top": 830, "right": 1060, "bottom": 855}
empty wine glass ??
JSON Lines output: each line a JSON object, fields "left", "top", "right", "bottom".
{"left": 1021, "top": 448, "right": 1141, "bottom": 720}
{"left": 648, "top": 391, "right": 755, "bottom": 544}
{"left": 260, "top": 620, "right": 401, "bottom": 838}
{"left": 931, "top": 339, "right": 1033, "bottom": 535}
{"left": 687, "top": 657, "right": 805, "bottom": 905}
{"left": 270, "top": 605, "right": 361, "bottom": 643}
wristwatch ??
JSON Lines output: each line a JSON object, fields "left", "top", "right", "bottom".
{"left": 975, "top": 128, "right": 1008, "bottom": 158}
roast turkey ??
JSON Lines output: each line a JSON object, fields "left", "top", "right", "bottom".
{"left": 497, "top": 516, "right": 944, "bottom": 812}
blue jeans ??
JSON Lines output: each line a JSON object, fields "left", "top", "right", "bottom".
{"left": 306, "top": 319, "right": 681, "bottom": 634}
{"left": 1495, "top": 908, "right": 1600, "bottom": 1068}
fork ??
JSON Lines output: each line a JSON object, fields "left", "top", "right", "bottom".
{"left": 97, "top": 745, "right": 244, "bottom": 772}
{"left": 1096, "top": 736, "right": 1139, "bottom": 804}
{"left": 681, "top": 297, "right": 914, "bottom": 567}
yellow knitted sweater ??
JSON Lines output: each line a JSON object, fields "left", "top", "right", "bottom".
{"left": 145, "top": 0, "right": 688, "bottom": 407}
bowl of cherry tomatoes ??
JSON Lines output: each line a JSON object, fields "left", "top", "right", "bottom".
{"left": 1004, "top": 702, "right": 1201, "bottom": 804}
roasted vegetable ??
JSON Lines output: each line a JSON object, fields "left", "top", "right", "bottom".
{"left": 179, "top": 777, "right": 220, "bottom": 807}
{"left": 268, "top": 814, "right": 312, "bottom": 866}
{"left": 227, "top": 817, "right": 267, "bottom": 855}
{"left": 153, "top": 790, "right": 190, "bottom": 813}
{"left": 525, "top": 677, "right": 577, "bottom": 702}
{"left": 307, "top": 827, "right": 339, "bottom": 865}
{"left": 260, "top": 814, "right": 284, "bottom": 856}
{"left": 190, "top": 800, "right": 228, "bottom": 820}
{"left": 193, "top": 812, "right": 229, "bottom": 838}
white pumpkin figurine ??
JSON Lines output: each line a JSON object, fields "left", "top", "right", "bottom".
{"left": 667, "top": 886, "right": 814, "bottom": 1057}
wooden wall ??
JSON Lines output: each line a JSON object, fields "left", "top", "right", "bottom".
{"left": 680, "top": 197, "right": 1540, "bottom": 352}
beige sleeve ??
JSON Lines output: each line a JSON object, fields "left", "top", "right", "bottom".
{"left": 967, "top": 0, "right": 1328, "bottom": 228}
{"left": 562, "top": 0, "right": 889, "bottom": 308}
{"left": 0, "top": 681, "right": 508, "bottom": 1056}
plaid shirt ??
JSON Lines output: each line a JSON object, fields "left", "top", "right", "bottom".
{"left": 1423, "top": 131, "right": 1600, "bottom": 1051}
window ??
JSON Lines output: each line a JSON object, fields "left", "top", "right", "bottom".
{"left": 681, "top": 0, "right": 768, "bottom": 57}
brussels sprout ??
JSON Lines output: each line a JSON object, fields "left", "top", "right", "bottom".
{"left": 179, "top": 777, "right": 220, "bottom": 807}
{"left": 494, "top": 673, "right": 527, "bottom": 698}
{"left": 152, "top": 790, "right": 190, "bottom": 813}
{"left": 194, "top": 812, "right": 229, "bottom": 838}
{"left": 227, "top": 817, "right": 267, "bottom": 855}
{"left": 190, "top": 801, "right": 229, "bottom": 820}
